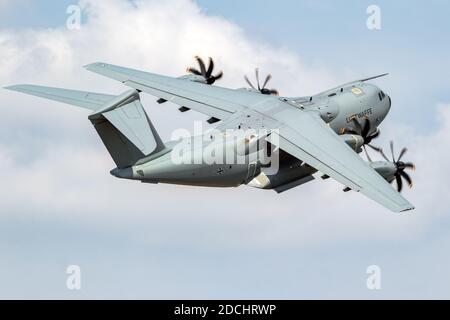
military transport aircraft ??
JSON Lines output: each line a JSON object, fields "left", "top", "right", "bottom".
{"left": 5, "top": 57, "right": 415, "bottom": 212}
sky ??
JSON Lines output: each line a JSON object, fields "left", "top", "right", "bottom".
{"left": 0, "top": 0, "right": 449, "bottom": 299}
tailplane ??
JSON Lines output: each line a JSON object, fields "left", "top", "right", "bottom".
{"left": 5, "top": 85, "right": 165, "bottom": 168}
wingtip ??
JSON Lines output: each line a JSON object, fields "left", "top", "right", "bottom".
{"left": 400, "top": 205, "right": 415, "bottom": 213}
{"left": 83, "top": 63, "right": 95, "bottom": 70}
{"left": 83, "top": 62, "right": 107, "bottom": 70}
{"left": 4, "top": 84, "right": 26, "bottom": 92}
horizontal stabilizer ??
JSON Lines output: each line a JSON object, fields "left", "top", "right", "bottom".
{"left": 6, "top": 84, "right": 165, "bottom": 168}
{"left": 5, "top": 85, "right": 114, "bottom": 110}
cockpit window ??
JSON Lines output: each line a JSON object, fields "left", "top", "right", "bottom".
{"left": 379, "top": 91, "right": 386, "bottom": 101}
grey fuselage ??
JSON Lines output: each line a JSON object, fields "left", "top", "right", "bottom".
{"left": 111, "top": 82, "right": 392, "bottom": 190}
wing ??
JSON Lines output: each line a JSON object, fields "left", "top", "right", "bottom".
{"left": 83, "top": 62, "right": 414, "bottom": 212}
{"left": 214, "top": 102, "right": 414, "bottom": 212}
{"left": 84, "top": 62, "right": 270, "bottom": 120}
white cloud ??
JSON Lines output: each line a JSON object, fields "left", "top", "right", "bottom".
{"left": 0, "top": 0, "right": 447, "bottom": 253}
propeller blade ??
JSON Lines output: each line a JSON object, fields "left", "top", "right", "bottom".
{"left": 404, "top": 162, "right": 416, "bottom": 170}
{"left": 255, "top": 68, "right": 261, "bottom": 90}
{"left": 367, "top": 144, "right": 382, "bottom": 153}
{"left": 206, "top": 57, "right": 214, "bottom": 78}
{"left": 379, "top": 148, "right": 391, "bottom": 162}
{"left": 214, "top": 70, "right": 223, "bottom": 81}
{"left": 370, "top": 129, "right": 380, "bottom": 139}
{"left": 351, "top": 118, "right": 363, "bottom": 135}
{"left": 244, "top": 75, "right": 256, "bottom": 90}
{"left": 269, "top": 89, "right": 279, "bottom": 96}
{"left": 186, "top": 56, "right": 223, "bottom": 85}
{"left": 187, "top": 67, "right": 202, "bottom": 76}
{"left": 398, "top": 147, "right": 408, "bottom": 162}
{"left": 342, "top": 127, "right": 359, "bottom": 135}
{"left": 390, "top": 140, "right": 395, "bottom": 162}
{"left": 400, "top": 170, "right": 413, "bottom": 188}
{"left": 206, "top": 72, "right": 223, "bottom": 85}
{"left": 195, "top": 56, "right": 207, "bottom": 76}
{"left": 262, "top": 74, "right": 272, "bottom": 90}
{"left": 364, "top": 145, "right": 373, "bottom": 162}
{"left": 243, "top": 68, "right": 278, "bottom": 95}
{"left": 395, "top": 174, "right": 403, "bottom": 192}
{"left": 362, "top": 118, "right": 371, "bottom": 138}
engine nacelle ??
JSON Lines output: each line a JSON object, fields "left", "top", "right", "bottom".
{"left": 340, "top": 134, "right": 365, "bottom": 151}
{"left": 369, "top": 161, "right": 397, "bottom": 182}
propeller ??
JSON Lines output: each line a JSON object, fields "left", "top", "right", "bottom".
{"left": 187, "top": 56, "right": 223, "bottom": 85}
{"left": 378, "top": 141, "right": 415, "bottom": 193}
{"left": 244, "top": 68, "right": 279, "bottom": 95}
{"left": 158, "top": 56, "right": 223, "bottom": 105}
{"left": 342, "top": 117, "right": 382, "bottom": 160}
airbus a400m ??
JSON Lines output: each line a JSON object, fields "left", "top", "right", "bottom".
{"left": 6, "top": 56, "right": 415, "bottom": 212}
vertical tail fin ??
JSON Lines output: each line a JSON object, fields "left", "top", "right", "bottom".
{"left": 88, "top": 89, "right": 165, "bottom": 168}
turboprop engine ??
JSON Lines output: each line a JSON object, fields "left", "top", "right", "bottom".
{"left": 368, "top": 141, "right": 415, "bottom": 192}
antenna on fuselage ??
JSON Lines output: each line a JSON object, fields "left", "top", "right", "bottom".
{"left": 315, "top": 73, "right": 389, "bottom": 97}
{"left": 360, "top": 73, "right": 389, "bottom": 82}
